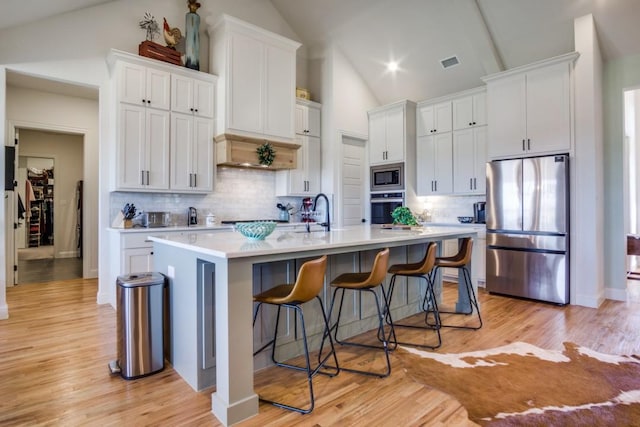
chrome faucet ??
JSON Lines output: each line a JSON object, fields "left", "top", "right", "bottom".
{"left": 312, "top": 193, "right": 331, "bottom": 232}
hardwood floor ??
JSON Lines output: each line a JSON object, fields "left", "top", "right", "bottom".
{"left": 2, "top": 279, "right": 640, "bottom": 426}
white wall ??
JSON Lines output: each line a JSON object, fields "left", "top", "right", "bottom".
{"left": 7, "top": 87, "right": 99, "bottom": 276}
{"left": 319, "top": 45, "right": 379, "bottom": 226}
{"left": 573, "top": 14, "right": 605, "bottom": 306}
{"left": 20, "top": 130, "right": 84, "bottom": 258}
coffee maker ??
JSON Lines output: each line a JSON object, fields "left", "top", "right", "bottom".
{"left": 473, "top": 202, "right": 486, "bottom": 224}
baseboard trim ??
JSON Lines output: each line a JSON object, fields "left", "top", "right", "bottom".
{"left": 0, "top": 303, "right": 8, "bottom": 320}
{"left": 604, "top": 286, "right": 627, "bottom": 302}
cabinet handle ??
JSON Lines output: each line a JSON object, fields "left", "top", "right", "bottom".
{"left": 527, "top": 138, "right": 531, "bottom": 150}
{"left": 195, "top": 108, "right": 198, "bottom": 113}
{"left": 522, "top": 139, "right": 526, "bottom": 151}
{"left": 147, "top": 100, "right": 151, "bottom": 104}
{"left": 474, "top": 177, "right": 477, "bottom": 189}
{"left": 435, "top": 181, "right": 438, "bottom": 192}
{"left": 141, "top": 170, "right": 145, "bottom": 185}
{"left": 470, "top": 178, "right": 473, "bottom": 190}
{"left": 193, "top": 174, "right": 197, "bottom": 187}
{"left": 150, "top": 251, "right": 154, "bottom": 255}
{"left": 146, "top": 170, "right": 150, "bottom": 185}
{"left": 190, "top": 107, "right": 194, "bottom": 112}
{"left": 469, "top": 122, "right": 473, "bottom": 126}
{"left": 473, "top": 121, "right": 476, "bottom": 125}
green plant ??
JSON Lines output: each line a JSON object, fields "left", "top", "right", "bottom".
{"left": 391, "top": 206, "right": 419, "bottom": 226}
{"left": 256, "top": 142, "right": 276, "bottom": 166}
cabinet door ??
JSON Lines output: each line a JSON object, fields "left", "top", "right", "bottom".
{"left": 118, "top": 104, "right": 146, "bottom": 189}
{"left": 453, "top": 96, "right": 474, "bottom": 130}
{"left": 145, "top": 109, "right": 170, "bottom": 190}
{"left": 433, "top": 132, "right": 453, "bottom": 194}
{"left": 192, "top": 117, "right": 214, "bottom": 191}
{"left": 123, "top": 248, "right": 154, "bottom": 274}
{"left": 416, "top": 135, "right": 432, "bottom": 195}
{"left": 434, "top": 101, "right": 452, "bottom": 133}
{"left": 118, "top": 62, "right": 147, "bottom": 106}
{"left": 306, "top": 105, "right": 321, "bottom": 137}
{"left": 453, "top": 129, "right": 475, "bottom": 193}
{"left": 170, "top": 113, "right": 193, "bottom": 191}
{"left": 369, "top": 111, "right": 387, "bottom": 164}
{"left": 228, "top": 31, "right": 263, "bottom": 134}
{"left": 171, "top": 74, "right": 194, "bottom": 115}
{"left": 473, "top": 92, "right": 487, "bottom": 127}
{"left": 385, "top": 107, "right": 405, "bottom": 163}
{"left": 487, "top": 74, "right": 527, "bottom": 158}
{"left": 193, "top": 79, "right": 215, "bottom": 118}
{"left": 288, "top": 134, "right": 307, "bottom": 194}
{"left": 145, "top": 68, "right": 171, "bottom": 110}
{"left": 417, "top": 104, "right": 435, "bottom": 137}
{"left": 525, "top": 62, "right": 571, "bottom": 154}
{"left": 294, "top": 104, "right": 306, "bottom": 135}
{"left": 473, "top": 127, "right": 487, "bottom": 193}
{"left": 453, "top": 127, "right": 486, "bottom": 194}
{"left": 305, "top": 136, "right": 321, "bottom": 194}
{"left": 263, "top": 42, "right": 295, "bottom": 139}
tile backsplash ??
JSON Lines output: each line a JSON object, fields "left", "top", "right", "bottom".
{"left": 110, "top": 167, "right": 302, "bottom": 226}
{"left": 417, "top": 195, "right": 486, "bottom": 224}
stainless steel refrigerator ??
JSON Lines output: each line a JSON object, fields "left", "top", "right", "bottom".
{"left": 486, "top": 154, "right": 569, "bottom": 304}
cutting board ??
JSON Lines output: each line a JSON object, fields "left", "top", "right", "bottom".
{"left": 380, "top": 224, "right": 413, "bottom": 230}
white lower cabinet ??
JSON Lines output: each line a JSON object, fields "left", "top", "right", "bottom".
{"left": 440, "top": 230, "right": 486, "bottom": 287}
{"left": 123, "top": 247, "right": 155, "bottom": 274}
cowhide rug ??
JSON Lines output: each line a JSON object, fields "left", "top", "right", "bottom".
{"left": 395, "top": 342, "right": 640, "bottom": 426}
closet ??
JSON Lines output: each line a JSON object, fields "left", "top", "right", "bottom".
{"left": 26, "top": 168, "right": 54, "bottom": 247}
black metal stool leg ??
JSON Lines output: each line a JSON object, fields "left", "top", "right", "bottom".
{"left": 426, "top": 266, "right": 482, "bottom": 330}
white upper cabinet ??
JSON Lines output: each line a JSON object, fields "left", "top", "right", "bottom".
{"left": 109, "top": 49, "right": 217, "bottom": 193}
{"left": 416, "top": 133, "right": 453, "bottom": 195}
{"left": 453, "top": 126, "right": 487, "bottom": 194}
{"left": 483, "top": 52, "right": 578, "bottom": 159}
{"left": 171, "top": 74, "right": 215, "bottom": 118}
{"left": 452, "top": 91, "right": 486, "bottom": 130}
{"left": 295, "top": 100, "right": 321, "bottom": 137}
{"left": 417, "top": 101, "right": 452, "bottom": 136}
{"left": 210, "top": 15, "right": 301, "bottom": 142}
{"left": 117, "top": 62, "right": 171, "bottom": 110}
{"left": 276, "top": 100, "right": 322, "bottom": 196}
{"left": 368, "top": 100, "right": 415, "bottom": 165}
{"left": 117, "top": 104, "right": 170, "bottom": 190}
{"left": 170, "top": 113, "right": 214, "bottom": 192}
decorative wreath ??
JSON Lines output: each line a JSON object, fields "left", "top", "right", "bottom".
{"left": 256, "top": 142, "right": 276, "bottom": 166}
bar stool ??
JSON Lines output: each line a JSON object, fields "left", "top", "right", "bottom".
{"left": 321, "top": 248, "right": 396, "bottom": 378}
{"left": 386, "top": 241, "right": 442, "bottom": 349}
{"left": 252, "top": 255, "right": 339, "bottom": 414}
{"left": 428, "top": 237, "right": 482, "bottom": 330}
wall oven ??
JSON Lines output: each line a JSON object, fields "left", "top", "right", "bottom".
{"left": 370, "top": 192, "right": 404, "bottom": 224}
{"left": 370, "top": 162, "right": 404, "bottom": 192}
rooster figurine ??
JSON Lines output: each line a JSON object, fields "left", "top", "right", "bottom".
{"left": 163, "top": 17, "right": 182, "bottom": 49}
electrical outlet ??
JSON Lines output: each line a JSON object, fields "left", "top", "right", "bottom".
{"left": 167, "top": 265, "right": 175, "bottom": 278}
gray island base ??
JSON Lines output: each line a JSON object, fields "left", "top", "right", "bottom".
{"left": 150, "top": 224, "right": 477, "bottom": 426}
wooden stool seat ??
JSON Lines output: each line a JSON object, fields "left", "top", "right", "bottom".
{"left": 252, "top": 255, "right": 339, "bottom": 414}
{"left": 386, "top": 242, "right": 442, "bottom": 349}
{"left": 429, "top": 238, "right": 482, "bottom": 330}
{"left": 320, "top": 248, "right": 396, "bottom": 378}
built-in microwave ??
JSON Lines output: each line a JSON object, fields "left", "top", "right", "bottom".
{"left": 370, "top": 162, "right": 404, "bottom": 192}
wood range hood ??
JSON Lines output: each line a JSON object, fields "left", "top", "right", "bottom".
{"left": 215, "top": 133, "right": 300, "bottom": 170}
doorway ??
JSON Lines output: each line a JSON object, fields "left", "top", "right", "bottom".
{"left": 623, "top": 87, "right": 640, "bottom": 301}
{"left": 15, "top": 130, "right": 84, "bottom": 284}
{"left": 341, "top": 134, "right": 367, "bottom": 226}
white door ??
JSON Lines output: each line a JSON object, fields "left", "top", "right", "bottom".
{"left": 341, "top": 136, "right": 366, "bottom": 226}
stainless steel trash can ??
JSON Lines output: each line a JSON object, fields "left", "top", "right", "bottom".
{"left": 115, "top": 272, "right": 166, "bottom": 379}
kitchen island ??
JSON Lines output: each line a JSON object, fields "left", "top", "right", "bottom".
{"left": 149, "top": 224, "right": 477, "bottom": 426}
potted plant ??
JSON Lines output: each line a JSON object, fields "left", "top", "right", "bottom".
{"left": 391, "top": 206, "right": 419, "bottom": 226}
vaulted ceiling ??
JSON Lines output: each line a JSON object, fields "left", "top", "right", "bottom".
{"left": 3, "top": 0, "right": 640, "bottom": 105}
{"left": 269, "top": 0, "right": 640, "bottom": 104}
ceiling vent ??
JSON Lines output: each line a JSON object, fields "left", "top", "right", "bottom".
{"left": 440, "top": 56, "right": 460, "bottom": 69}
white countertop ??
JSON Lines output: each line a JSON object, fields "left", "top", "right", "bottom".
{"left": 107, "top": 221, "right": 321, "bottom": 234}
{"left": 149, "top": 224, "right": 477, "bottom": 259}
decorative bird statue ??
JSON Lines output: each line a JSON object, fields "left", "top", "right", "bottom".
{"left": 163, "top": 17, "right": 182, "bottom": 49}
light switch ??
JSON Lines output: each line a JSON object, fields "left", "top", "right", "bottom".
{"left": 167, "top": 265, "right": 175, "bottom": 278}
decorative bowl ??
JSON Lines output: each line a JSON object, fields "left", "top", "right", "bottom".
{"left": 235, "top": 221, "right": 277, "bottom": 240}
{"left": 457, "top": 216, "right": 474, "bottom": 224}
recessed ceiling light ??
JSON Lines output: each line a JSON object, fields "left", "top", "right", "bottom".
{"left": 387, "top": 61, "right": 399, "bottom": 72}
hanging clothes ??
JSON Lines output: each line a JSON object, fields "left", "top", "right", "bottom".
{"left": 17, "top": 194, "right": 25, "bottom": 220}
{"left": 25, "top": 180, "right": 35, "bottom": 219}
